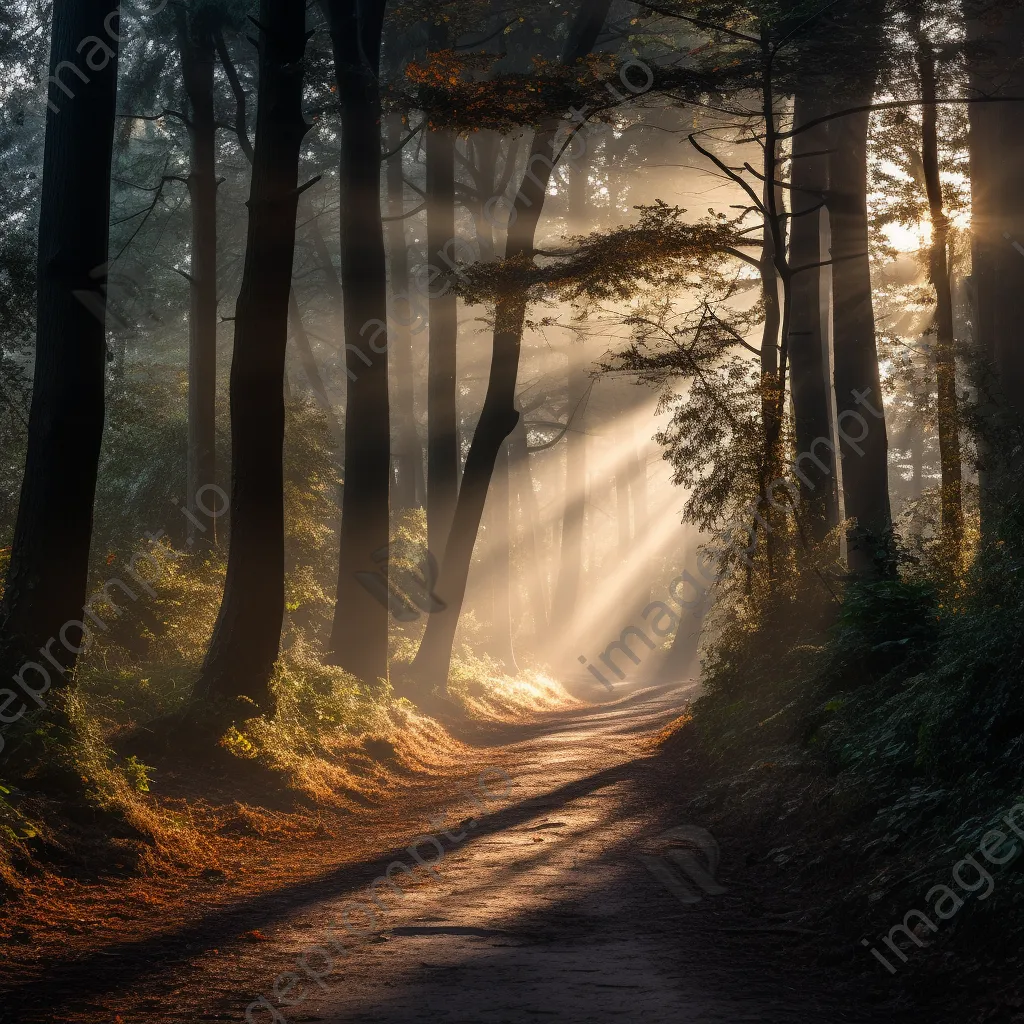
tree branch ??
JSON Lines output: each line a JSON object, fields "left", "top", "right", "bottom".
{"left": 214, "top": 25, "right": 254, "bottom": 162}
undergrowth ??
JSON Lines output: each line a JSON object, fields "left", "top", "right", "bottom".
{"left": 0, "top": 388, "right": 571, "bottom": 899}
{"left": 685, "top": 482, "right": 1024, "bottom": 985}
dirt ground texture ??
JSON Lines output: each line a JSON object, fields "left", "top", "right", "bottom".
{"left": 0, "top": 680, "right": 990, "bottom": 1023}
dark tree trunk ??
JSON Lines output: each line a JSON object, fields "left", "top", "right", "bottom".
{"left": 911, "top": 420, "right": 923, "bottom": 500}
{"left": 551, "top": 158, "right": 590, "bottom": 630}
{"left": 325, "top": 0, "right": 391, "bottom": 684}
{"left": 0, "top": 0, "right": 120, "bottom": 683}
{"left": 511, "top": 416, "right": 548, "bottom": 640}
{"left": 551, "top": 341, "right": 588, "bottom": 630}
{"left": 915, "top": 24, "right": 963, "bottom": 562}
{"left": 757, "top": 132, "right": 784, "bottom": 585}
{"left": 827, "top": 102, "right": 893, "bottom": 575}
{"left": 385, "top": 113, "right": 420, "bottom": 513}
{"left": 289, "top": 289, "right": 343, "bottom": 450}
{"left": 469, "top": 131, "right": 499, "bottom": 262}
{"left": 964, "top": 0, "right": 1024, "bottom": 521}
{"left": 656, "top": 595, "right": 705, "bottom": 683}
{"left": 425, "top": 36, "right": 459, "bottom": 560}
{"left": 409, "top": 0, "right": 612, "bottom": 690}
{"left": 486, "top": 440, "right": 517, "bottom": 670}
{"left": 192, "top": 0, "right": 309, "bottom": 712}
{"left": 788, "top": 90, "right": 836, "bottom": 544}
{"left": 614, "top": 454, "right": 631, "bottom": 560}
{"left": 307, "top": 209, "right": 343, "bottom": 305}
{"left": 175, "top": 5, "right": 219, "bottom": 541}
{"left": 626, "top": 416, "right": 650, "bottom": 604}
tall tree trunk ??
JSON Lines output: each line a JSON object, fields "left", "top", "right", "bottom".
{"left": 325, "top": 0, "right": 391, "bottom": 684}
{"left": 192, "top": 0, "right": 309, "bottom": 713}
{"left": 385, "top": 113, "right": 420, "bottom": 513}
{"left": 915, "top": 23, "right": 963, "bottom": 563}
{"left": 486, "top": 440, "right": 517, "bottom": 670}
{"left": 409, "top": 0, "right": 612, "bottom": 690}
{"left": 551, "top": 339, "right": 588, "bottom": 630}
{"left": 551, "top": 157, "right": 590, "bottom": 630}
{"left": 613, "top": 405, "right": 631, "bottom": 561}
{"left": 827, "top": 102, "right": 893, "bottom": 575}
{"left": 471, "top": 133, "right": 499, "bottom": 261}
{"left": 964, "top": 0, "right": 1024, "bottom": 523}
{"left": 656, "top": 596, "right": 705, "bottom": 683}
{"left": 626, "top": 415, "right": 650, "bottom": 604}
{"left": 175, "top": 5, "right": 219, "bottom": 542}
{"left": 425, "top": 27, "right": 459, "bottom": 560}
{"left": 788, "top": 89, "right": 836, "bottom": 544}
{"left": 756, "top": 120, "right": 786, "bottom": 586}
{"left": 511, "top": 416, "right": 548, "bottom": 640}
{"left": 911, "top": 419, "right": 923, "bottom": 500}
{"left": 0, "top": 0, "right": 120, "bottom": 685}
{"left": 289, "top": 289, "right": 343, "bottom": 450}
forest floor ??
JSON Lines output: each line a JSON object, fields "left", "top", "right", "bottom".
{"left": 0, "top": 678, "right": 922, "bottom": 1024}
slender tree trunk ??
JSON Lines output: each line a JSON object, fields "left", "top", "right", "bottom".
{"left": 626, "top": 416, "right": 650, "bottom": 604}
{"left": 915, "top": 25, "right": 963, "bottom": 563}
{"left": 964, "top": 0, "right": 1024, "bottom": 524}
{"left": 511, "top": 416, "right": 548, "bottom": 639}
{"left": 409, "top": 0, "right": 611, "bottom": 689}
{"left": 757, "top": 142, "right": 783, "bottom": 586}
{"left": 614, "top": 415, "right": 631, "bottom": 561}
{"left": 0, "top": 0, "right": 120, "bottom": 684}
{"left": 486, "top": 440, "right": 517, "bottom": 670}
{"left": 192, "top": 0, "right": 309, "bottom": 713}
{"left": 325, "top": 0, "right": 391, "bottom": 683}
{"left": 425, "top": 30, "right": 459, "bottom": 560}
{"left": 828, "top": 101, "right": 893, "bottom": 575}
{"left": 469, "top": 131, "right": 500, "bottom": 261}
{"left": 289, "top": 290, "right": 343, "bottom": 450}
{"left": 911, "top": 420, "right": 923, "bottom": 500}
{"left": 175, "top": 6, "right": 219, "bottom": 542}
{"left": 385, "top": 113, "right": 420, "bottom": 513}
{"left": 308, "top": 211, "right": 343, "bottom": 305}
{"left": 551, "top": 157, "right": 590, "bottom": 630}
{"left": 551, "top": 340, "right": 588, "bottom": 629}
{"left": 656, "top": 596, "right": 705, "bottom": 682}
{"left": 220, "top": 100, "right": 344, "bottom": 477}
{"left": 789, "top": 89, "right": 836, "bottom": 543}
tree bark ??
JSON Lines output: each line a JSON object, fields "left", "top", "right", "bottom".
{"left": 192, "top": 0, "right": 309, "bottom": 712}
{"left": 551, "top": 341, "right": 588, "bottom": 630}
{"left": 469, "top": 131, "right": 500, "bottom": 261}
{"left": 175, "top": 5, "right": 219, "bottom": 542}
{"left": 409, "top": 0, "right": 612, "bottom": 690}
{"left": 289, "top": 289, "right": 343, "bottom": 451}
{"left": 827, "top": 102, "right": 893, "bottom": 575}
{"left": 425, "top": 25, "right": 460, "bottom": 560}
{"left": 915, "top": 23, "right": 963, "bottom": 562}
{"left": 614, "top": 413, "right": 631, "bottom": 561}
{"left": 486, "top": 439, "right": 517, "bottom": 670}
{"left": 511, "top": 416, "right": 549, "bottom": 640}
{"left": 384, "top": 113, "right": 420, "bottom": 513}
{"left": 756, "top": 133, "right": 784, "bottom": 586}
{"left": 964, "top": 0, "right": 1024, "bottom": 520}
{"left": 626, "top": 414, "right": 650, "bottom": 604}
{"left": 551, "top": 157, "right": 591, "bottom": 630}
{"left": 656, "top": 597, "right": 705, "bottom": 683}
{"left": 788, "top": 90, "right": 836, "bottom": 544}
{"left": 324, "top": 0, "right": 392, "bottom": 684}
{"left": 0, "top": 0, "right": 120, "bottom": 683}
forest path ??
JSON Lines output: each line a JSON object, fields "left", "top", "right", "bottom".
{"left": 248, "top": 682, "right": 885, "bottom": 1024}
{"left": 0, "top": 682, "right": 890, "bottom": 1023}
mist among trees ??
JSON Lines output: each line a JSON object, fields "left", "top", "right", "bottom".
{"left": 1, "top": 1, "right": 1024, "bottom": 1021}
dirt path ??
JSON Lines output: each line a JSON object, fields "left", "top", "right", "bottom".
{"left": 0, "top": 683, "right": 895, "bottom": 1023}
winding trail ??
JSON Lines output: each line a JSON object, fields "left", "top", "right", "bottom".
{"left": 0, "top": 682, "right": 891, "bottom": 1023}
